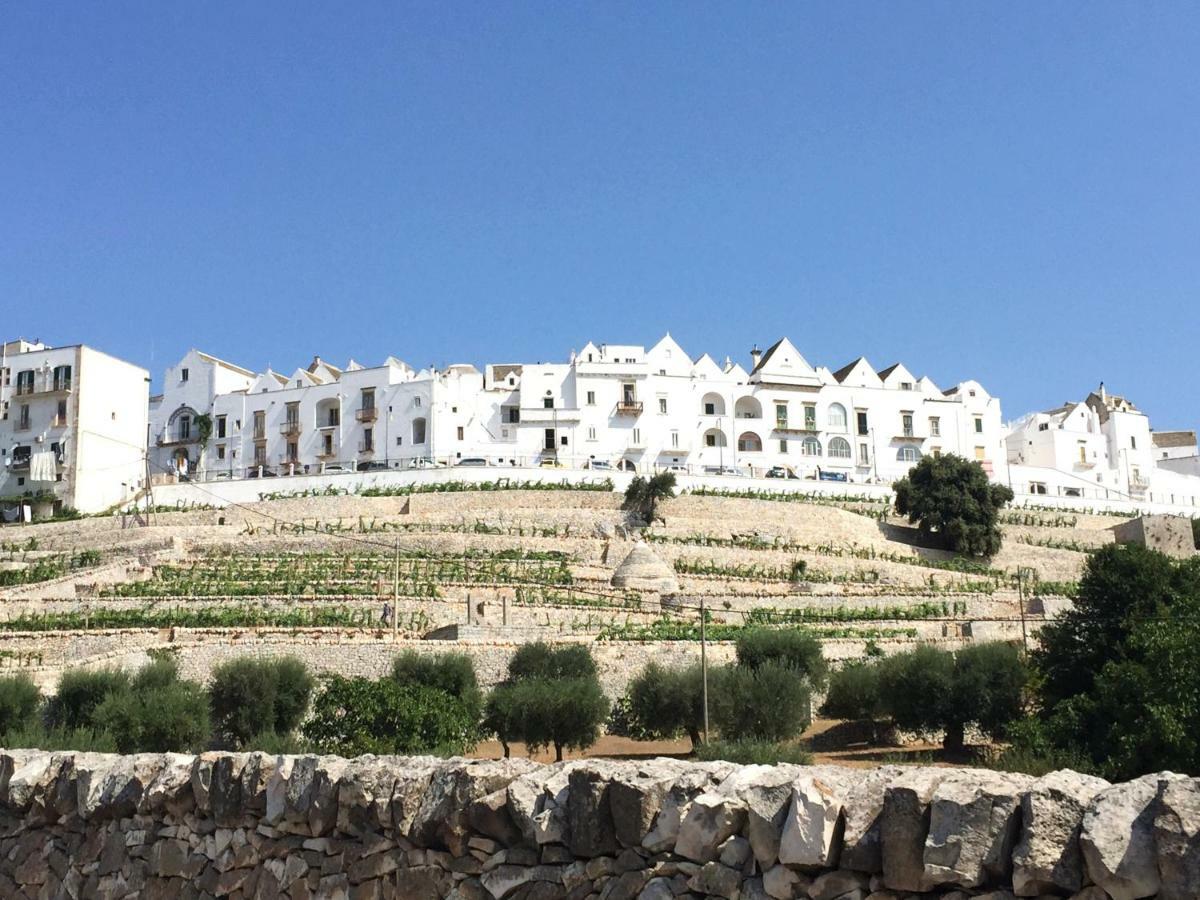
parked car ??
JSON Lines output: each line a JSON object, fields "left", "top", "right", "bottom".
{"left": 663, "top": 464, "right": 689, "bottom": 474}
{"left": 246, "top": 467, "right": 277, "bottom": 479}
{"left": 407, "top": 457, "right": 445, "bottom": 469}
{"left": 356, "top": 460, "right": 390, "bottom": 472}
{"left": 321, "top": 463, "right": 353, "bottom": 474}
{"left": 586, "top": 459, "right": 613, "bottom": 470}
{"left": 704, "top": 465, "right": 746, "bottom": 477}
{"left": 455, "top": 457, "right": 489, "bottom": 467}
{"left": 766, "top": 466, "right": 800, "bottom": 480}
{"left": 538, "top": 458, "right": 565, "bottom": 468}
{"left": 817, "top": 469, "right": 848, "bottom": 483}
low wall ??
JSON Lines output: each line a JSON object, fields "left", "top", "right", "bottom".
{"left": 0, "top": 751, "right": 1194, "bottom": 899}
{"left": 0, "top": 631, "right": 969, "bottom": 696}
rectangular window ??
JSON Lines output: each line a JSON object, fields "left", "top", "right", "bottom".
{"left": 588, "top": 427, "right": 597, "bottom": 441}
{"left": 704, "top": 402, "right": 716, "bottom": 416}
{"left": 858, "top": 442, "right": 869, "bottom": 465}
{"left": 975, "top": 446, "right": 985, "bottom": 460}
{"left": 286, "top": 441, "right": 298, "bottom": 462}
{"left": 544, "top": 429, "right": 555, "bottom": 450}
{"left": 363, "top": 427, "right": 374, "bottom": 451}
{"left": 974, "top": 416, "right": 983, "bottom": 434}
{"left": 254, "top": 445, "right": 266, "bottom": 466}
{"left": 932, "top": 447, "right": 942, "bottom": 458}
{"left": 775, "top": 403, "right": 788, "bottom": 426}
{"left": 856, "top": 411, "right": 869, "bottom": 436}
{"left": 803, "top": 404, "right": 816, "bottom": 430}
{"left": 586, "top": 391, "right": 595, "bottom": 406}
{"left": 285, "top": 402, "right": 299, "bottom": 427}
{"left": 324, "top": 434, "right": 334, "bottom": 456}
{"left": 216, "top": 415, "right": 227, "bottom": 439}
{"left": 622, "top": 383, "right": 636, "bottom": 403}
{"left": 779, "top": 439, "right": 788, "bottom": 453}
{"left": 705, "top": 433, "right": 717, "bottom": 447}
{"left": 253, "top": 411, "right": 266, "bottom": 440}
{"left": 504, "top": 406, "right": 520, "bottom": 424}
{"left": 15, "top": 370, "right": 34, "bottom": 396}
{"left": 53, "top": 365, "right": 72, "bottom": 392}
{"left": 929, "top": 417, "right": 940, "bottom": 437}
{"left": 181, "top": 368, "right": 189, "bottom": 382}
{"left": 55, "top": 400, "right": 67, "bottom": 426}
{"left": 1079, "top": 443, "right": 1088, "bottom": 463}
{"left": 671, "top": 431, "right": 679, "bottom": 448}
{"left": 216, "top": 445, "right": 226, "bottom": 460}
{"left": 19, "top": 404, "right": 30, "bottom": 429}
{"left": 632, "top": 428, "right": 641, "bottom": 445}
{"left": 658, "top": 397, "right": 668, "bottom": 415}
{"left": 457, "top": 426, "right": 464, "bottom": 441}
{"left": 179, "top": 415, "right": 191, "bottom": 440}
{"left": 560, "top": 434, "right": 568, "bottom": 447}
{"left": 900, "top": 381, "right": 912, "bottom": 391}
{"left": 361, "top": 388, "right": 375, "bottom": 410}
{"left": 1131, "top": 436, "right": 1137, "bottom": 450}
{"left": 902, "top": 413, "right": 913, "bottom": 437}
{"left": 543, "top": 397, "right": 554, "bottom": 409}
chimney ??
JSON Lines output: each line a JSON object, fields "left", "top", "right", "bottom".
{"left": 750, "top": 345, "right": 762, "bottom": 369}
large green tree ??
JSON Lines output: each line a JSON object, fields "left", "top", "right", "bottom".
{"left": 1031, "top": 543, "right": 1200, "bottom": 779}
{"left": 892, "top": 454, "right": 1014, "bottom": 557}
{"left": 622, "top": 472, "right": 676, "bottom": 524}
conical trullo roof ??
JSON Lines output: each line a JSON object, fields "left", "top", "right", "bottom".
{"left": 610, "top": 542, "right": 679, "bottom": 593}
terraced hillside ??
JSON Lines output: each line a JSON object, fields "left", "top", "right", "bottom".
{"left": 0, "top": 487, "right": 1120, "bottom": 697}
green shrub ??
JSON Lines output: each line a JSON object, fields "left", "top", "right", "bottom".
{"left": 1, "top": 724, "right": 118, "bottom": 753}
{"left": 0, "top": 674, "right": 41, "bottom": 735}
{"left": 693, "top": 739, "right": 813, "bottom": 766}
{"left": 623, "top": 473, "right": 676, "bottom": 523}
{"left": 820, "top": 663, "right": 883, "bottom": 721}
{"left": 47, "top": 668, "right": 130, "bottom": 731}
{"left": 624, "top": 662, "right": 706, "bottom": 745}
{"left": 950, "top": 641, "right": 1027, "bottom": 745}
{"left": 209, "top": 656, "right": 314, "bottom": 749}
{"left": 304, "top": 675, "right": 477, "bottom": 757}
{"left": 93, "top": 659, "right": 210, "bottom": 754}
{"left": 893, "top": 454, "right": 1014, "bottom": 557}
{"left": 484, "top": 643, "right": 609, "bottom": 760}
{"left": 711, "top": 662, "right": 811, "bottom": 743}
{"left": 735, "top": 627, "right": 828, "bottom": 689}
{"left": 876, "top": 645, "right": 956, "bottom": 738}
{"left": 392, "top": 651, "right": 482, "bottom": 722}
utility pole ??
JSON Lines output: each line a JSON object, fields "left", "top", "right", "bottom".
{"left": 700, "top": 595, "right": 709, "bottom": 744}
{"left": 392, "top": 535, "right": 400, "bottom": 641}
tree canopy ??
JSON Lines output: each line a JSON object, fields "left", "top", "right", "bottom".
{"left": 893, "top": 453, "right": 1013, "bottom": 556}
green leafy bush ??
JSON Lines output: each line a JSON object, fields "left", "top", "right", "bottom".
{"left": 0, "top": 674, "right": 42, "bottom": 735}
{"left": 392, "top": 651, "right": 483, "bottom": 723}
{"left": 710, "top": 662, "right": 811, "bottom": 742}
{"left": 47, "top": 668, "right": 130, "bottom": 731}
{"left": 735, "top": 627, "right": 828, "bottom": 690}
{"left": 893, "top": 454, "right": 1014, "bottom": 557}
{"left": 820, "top": 663, "right": 883, "bottom": 721}
{"left": 623, "top": 473, "right": 676, "bottom": 523}
{"left": 304, "top": 675, "right": 478, "bottom": 757}
{"left": 93, "top": 658, "right": 210, "bottom": 754}
{"left": 624, "top": 662, "right": 706, "bottom": 745}
{"left": 484, "top": 642, "right": 609, "bottom": 761}
{"left": 693, "top": 739, "right": 813, "bottom": 766}
{"left": 209, "top": 656, "right": 314, "bottom": 749}
{"left": 876, "top": 645, "right": 957, "bottom": 739}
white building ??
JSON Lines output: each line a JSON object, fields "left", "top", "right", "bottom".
{"left": 151, "top": 335, "right": 1009, "bottom": 486}
{"left": 0, "top": 339, "right": 148, "bottom": 514}
{"left": 1005, "top": 385, "right": 1200, "bottom": 510}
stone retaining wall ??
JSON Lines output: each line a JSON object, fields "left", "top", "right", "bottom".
{"left": 0, "top": 751, "right": 1194, "bottom": 899}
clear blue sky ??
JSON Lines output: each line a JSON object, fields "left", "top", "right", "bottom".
{"left": 3, "top": 4, "right": 1198, "bottom": 428}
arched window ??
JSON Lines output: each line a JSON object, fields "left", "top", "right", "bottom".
{"left": 734, "top": 396, "right": 762, "bottom": 419}
{"left": 827, "top": 403, "right": 847, "bottom": 431}
{"left": 828, "top": 437, "right": 852, "bottom": 459}
{"left": 412, "top": 417, "right": 427, "bottom": 444}
{"left": 801, "top": 437, "right": 822, "bottom": 456}
{"left": 703, "top": 428, "right": 727, "bottom": 448}
{"left": 737, "top": 432, "right": 762, "bottom": 452}
{"left": 897, "top": 446, "right": 921, "bottom": 462}
{"left": 701, "top": 393, "right": 726, "bottom": 417}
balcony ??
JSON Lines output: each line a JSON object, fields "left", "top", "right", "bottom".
{"left": 615, "top": 400, "right": 643, "bottom": 416}
{"left": 253, "top": 430, "right": 267, "bottom": 442}
{"left": 356, "top": 407, "right": 378, "bottom": 423}
{"left": 892, "top": 432, "right": 924, "bottom": 442}
{"left": 775, "top": 419, "right": 819, "bottom": 434}
{"left": 14, "top": 419, "right": 32, "bottom": 433}
{"left": 280, "top": 421, "right": 301, "bottom": 436}
{"left": 51, "top": 416, "right": 68, "bottom": 429}
{"left": 316, "top": 449, "right": 338, "bottom": 461}
{"left": 358, "top": 441, "right": 375, "bottom": 454}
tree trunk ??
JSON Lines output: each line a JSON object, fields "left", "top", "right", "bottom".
{"left": 943, "top": 721, "right": 965, "bottom": 753}
{"left": 500, "top": 741, "right": 510, "bottom": 759}
{"left": 554, "top": 743, "right": 564, "bottom": 762}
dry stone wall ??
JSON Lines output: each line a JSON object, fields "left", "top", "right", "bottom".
{"left": 0, "top": 751, "right": 1195, "bottom": 900}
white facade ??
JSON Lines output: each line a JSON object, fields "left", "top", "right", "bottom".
{"left": 1005, "top": 386, "right": 1200, "bottom": 511}
{"left": 150, "top": 335, "right": 1009, "bottom": 487}
{"left": 0, "top": 339, "right": 148, "bottom": 514}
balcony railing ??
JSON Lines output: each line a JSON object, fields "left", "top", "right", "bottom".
{"left": 280, "top": 421, "right": 301, "bottom": 435}
{"left": 14, "top": 420, "right": 32, "bottom": 432}
{"left": 253, "top": 429, "right": 267, "bottom": 442}
{"left": 356, "top": 407, "right": 378, "bottom": 423}
{"left": 358, "top": 441, "right": 375, "bottom": 454}
{"left": 615, "top": 400, "right": 643, "bottom": 415}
